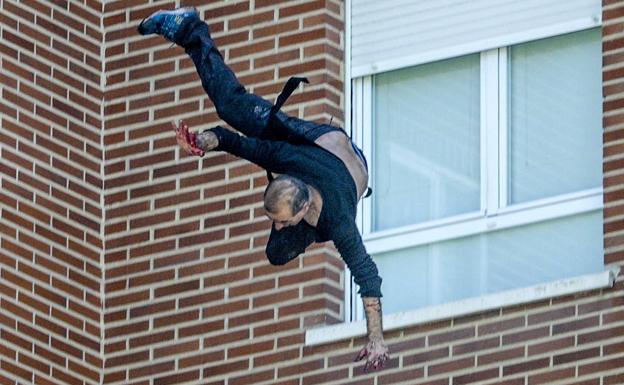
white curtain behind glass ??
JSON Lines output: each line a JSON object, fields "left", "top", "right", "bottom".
{"left": 509, "top": 29, "right": 602, "bottom": 204}
{"left": 373, "top": 54, "right": 481, "bottom": 231}
{"left": 374, "top": 211, "right": 603, "bottom": 314}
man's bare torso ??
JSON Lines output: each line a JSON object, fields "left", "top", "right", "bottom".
{"left": 269, "top": 130, "right": 369, "bottom": 200}
{"left": 314, "top": 131, "right": 369, "bottom": 200}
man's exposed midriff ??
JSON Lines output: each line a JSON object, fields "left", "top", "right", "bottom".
{"left": 314, "top": 131, "right": 369, "bottom": 199}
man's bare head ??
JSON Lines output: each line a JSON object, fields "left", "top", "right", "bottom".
{"left": 264, "top": 175, "right": 310, "bottom": 230}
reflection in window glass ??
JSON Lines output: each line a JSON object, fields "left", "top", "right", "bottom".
{"left": 509, "top": 29, "right": 602, "bottom": 204}
{"left": 373, "top": 211, "right": 603, "bottom": 314}
{"left": 373, "top": 54, "right": 481, "bottom": 232}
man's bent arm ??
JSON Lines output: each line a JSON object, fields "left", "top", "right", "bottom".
{"left": 202, "top": 126, "right": 299, "bottom": 174}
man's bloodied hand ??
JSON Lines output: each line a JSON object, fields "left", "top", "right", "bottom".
{"left": 173, "top": 120, "right": 204, "bottom": 157}
{"left": 172, "top": 120, "right": 217, "bottom": 157}
{"left": 355, "top": 337, "right": 389, "bottom": 372}
{"left": 356, "top": 296, "right": 389, "bottom": 372}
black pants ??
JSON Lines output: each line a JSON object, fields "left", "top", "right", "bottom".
{"left": 181, "top": 22, "right": 337, "bottom": 144}
{"left": 181, "top": 21, "right": 331, "bottom": 265}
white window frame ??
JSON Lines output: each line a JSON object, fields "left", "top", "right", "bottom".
{"left": 346, "top": 31, "right": 604, "bottom": 322}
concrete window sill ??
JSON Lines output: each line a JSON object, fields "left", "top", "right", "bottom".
{"left": 305, "top": 267, "right": 620, "bottom": 346}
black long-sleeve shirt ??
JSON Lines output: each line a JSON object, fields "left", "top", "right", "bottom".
{"left": 210, "top": 126, "right": 383, "bottom": 298}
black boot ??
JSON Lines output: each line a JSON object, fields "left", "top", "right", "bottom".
{"left": 137, "top": 7, "right": 201, "bottom": 45}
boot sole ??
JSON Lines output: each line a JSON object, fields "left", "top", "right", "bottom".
{"left": 137, "top": 7, "right": 198, "bottom": 36}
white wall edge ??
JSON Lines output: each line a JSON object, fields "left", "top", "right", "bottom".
{"left": 350, "top": 16, "right": 601, "bottom": 78}
{"left": 305, "top": 266, "right": 620, "bottom": 346}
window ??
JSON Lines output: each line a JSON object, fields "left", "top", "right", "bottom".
{"left": 372, "top": 54, "right": 481, "bottom": 231}
{"left": 351, "top": 28, "right": 603, "bottom": 317}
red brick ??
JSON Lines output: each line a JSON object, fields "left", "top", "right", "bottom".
{"left": 478, "top": 316, "right": 526, "bottom": 335}
{"left": 106, "top": 290, "right": 151, "bottom": 308}
{"left": 227, "top": 339, "right": 274, "bottom": 358}
{"left": 603, "top": 309, "right": 624, "bottom": 324}
{"left": 205, "top": 329, "right": 251, "bottom": 347}
{"left": 579, "top": 296, "right": 624, "bottom": 314}
{"left": 179, "top": 319, "right": 224, "bottom": 338}
{"left": 503, "top": 357, "right": 550, "bottom": 376}
{"left": 253, "top": 288, "right": 300, "bottom": 308}
{"left": 552, "top": 315, "right": 600, "bottom": 335}
{"left": 229, "top": 10, "right": 274, "bottom": 29}
{"left": 154, "top": 280, "right": 200, "bottom": 297}
{"left": 154, "top": 220, "right": 200, "bottom": 238}
{"left": 179, "top": 350, "right": 224, "bottom": 369}
{"left": 130, "top": 330, "right": 175, "bottom": 349}
{"left": 302, "top": 368, "right": 349, "bottom": 385}
{"left": 34, "top": 344, "right": 65, "bottom": 368}
{"left": 453, "top": 337, "right": 500, "bottom": 355}
{"left": 553, "top": 347, "right": 600, "bottom": 365}
{"left": 230, "top": 39, "right": 275, "bottom": 58}
{"left": 478, "top": 346, "right": 525, "bottom": 366}
{"left": 18, "top": 263, "right": 49, "bottom": 287}
{"left": 528, "top": 367, "right": 576, "bottom": 385}
{"left": 105, "top": 350, "right": 150, "bottom": 368}
{"left": 230, "top": 369, "right": 275, "bottom": 385}
{"left": 1, "top": 359, "right": 32, "bottom": 381}
{"left": 229, "top": 278, "right": 275, "bottom": 297}
{"left": 255, "top": 347, "right": 300, "bottom": 367}
{"left": 404, "top": 347, "right": 449, "bottom": 367}
{"left": 254, "top": 20, "right": 299, "bottom": 39}
{"left": 2, "top": 211, "right": 31, "bottom": 238}
{"left": 2, "top": 329, "right": 33, "bottom": 351}
{"left": 154, "top": 340, "right": 200, "bottom": 359}
{"left": 50, "top": 337, "right": 82, "bottom": 360}
{"left": 35, "top": 315, "right": 67, "bottom": 338}
{"left": 429, "top": 326, "right": 475, "bottom": 346}
{"left": 130, "top": 240, "right": 177, "bottom": 259}
{"left": 228, "top": 309, "right": 273, "bottom": 328}
{"left": 527, "top": 306, "right": 576, "bottom": 325}
{"left": 277, "top": 330, "right": 306, "bottom": 348}
{"left": 2, "top": 179, "right": 34, "bottom": 201}
{"left": 502, "top": 326, "right": 549, "bottom": 345}
{"left": 578, "top": 356, "right": 624, "bottom": 375}
{"left": 279, "top": 0, "right": 324, "bottom": 18}
{"left": 202, "top": 359, "right": 249, "bottom": 378}
{"left": 428, "top": 356, "right": 474, "bottom": 376}
{"left": 528, "top": 336, "right": 574, "bottom": 356}
{"left": 130, "top": 300, "right": 176, "bottom": 318}
{"left": 577, "top": 325, "right": 624, "bottom": 345}
{"left": 452, "top": 368, "right": 499, "bottom": 385}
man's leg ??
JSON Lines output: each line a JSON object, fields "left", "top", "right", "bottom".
{"left": 179, "top": 21, "right": 288, "bottom": 141}
{"left": 179, "top": 21, "right": 343, "bottom": 144}
{"left": 138, "top": 8, "right": 339, "bottom": 143}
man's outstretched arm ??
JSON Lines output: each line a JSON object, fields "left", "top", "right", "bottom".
{"left": 357, "top": 297, "right": 389, "bottom": 372}
{"left": 175, "top": 120, "right": 300, "bottom": 175}
{"left": 333, "top": 220, "right": 389, "bottom": 371}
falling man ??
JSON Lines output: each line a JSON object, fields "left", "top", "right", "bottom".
{"left": 137, "top": 7, "right": 389, "bottom": 371}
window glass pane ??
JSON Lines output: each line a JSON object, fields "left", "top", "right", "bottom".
{"left": 373, "top": 54, "right": 481, "bottom": 232}
{"left": 509, "top": 29, "right": 602, "bottom": 204}
{"left": 373, "top": 211, "right": 603, "bottom": 314}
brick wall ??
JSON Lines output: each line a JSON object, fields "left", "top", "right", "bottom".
{"left": 101, "top": 1, "right": 345, "bottom": 384}
{"left": 2, "top": 1, "right": 624, "bottom": 385}
{"left": 0, "top": 1, "right": 104, "bottom": 384}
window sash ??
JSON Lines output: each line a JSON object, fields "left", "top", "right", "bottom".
{"left": 349, "top": 33, "right": 604, "bottom": 321}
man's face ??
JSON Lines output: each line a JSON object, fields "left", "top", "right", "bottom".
{"left": 265, "top": 202, "right": 308, "bottom": 231}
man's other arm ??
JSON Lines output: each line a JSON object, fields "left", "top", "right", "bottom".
{"left": 200, "top": 126, "right": 299, "bottom": 174}
{"left": 332, "top": 220, "right": 389, "bottom": 371}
